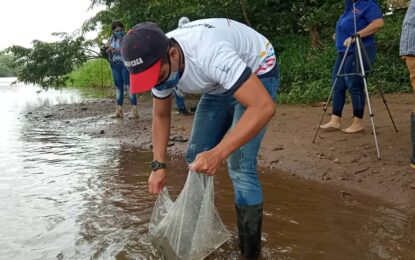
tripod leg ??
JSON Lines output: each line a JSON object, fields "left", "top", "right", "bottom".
{"left": 358, "top": 38, "right": 398, "bottom": 133}
{"left": 380, "top": 92, "right": 398, "bottom": 132}
{"left": 356, "top": 36, "right": 381, "bottom": 159}
{"left": 312, "top": 79, "right": 336, "bottom": 143}
{"left": 362, "top": 77, "right": 381, "bottom": 159}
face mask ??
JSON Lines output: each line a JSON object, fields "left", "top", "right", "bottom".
{"left": 155, "top": 70, "right": 180, "bottom": 91}
{"left": 114, "top": 31, "right": 124, "bottom": 38}
{"left": 155, "top": 49, "right": 181, "bottom": 91}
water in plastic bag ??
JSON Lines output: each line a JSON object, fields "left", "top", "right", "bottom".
{"left": 149, "top": 171, "right": 231, "bottom": 260}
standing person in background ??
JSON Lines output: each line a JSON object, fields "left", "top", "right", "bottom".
{"left": 400, "top": 0, "right": 415, "bottom": 169}
{"left": 104, "top": 21, "right": 138, "bottom": 119}
{"left": 121, "top": 19, "right": 279, "bottom": 258}
{"left": 173, "top": 16, "right": 193, "bottom": 116}
{"left": 320, "top": 0, "right": 384, "bottom": 133}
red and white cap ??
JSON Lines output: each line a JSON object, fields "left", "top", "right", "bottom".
{"left": 121, "top": 22, "right": 169, "bottom": 93}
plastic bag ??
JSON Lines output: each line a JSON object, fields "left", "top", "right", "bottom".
{"left": 149, "top": 171, "right": 231, "bottom": 260}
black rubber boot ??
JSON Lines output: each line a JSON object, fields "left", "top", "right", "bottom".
{"left": 235, "top": 203, "right": 263, "bottom": 259}
{"left": 411, "top": 113, "right": 415, "bottom": 167}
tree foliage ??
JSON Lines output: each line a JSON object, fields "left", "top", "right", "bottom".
{"left": 0, "top": 54, "right": 15, "bottom": 77}
{"left": 86, "top": 0, "right": 387, "bottom": 46}
{"left": 2, "top": 33, "right": 101, "bottom": 88}
{"left": 2, "top": 0, "right": 407, "bottom": 102}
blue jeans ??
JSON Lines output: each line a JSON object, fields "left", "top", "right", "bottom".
{"left": 174, "top": 90, "right": 186, "bottom": 109}
{"left": 332, "top": 44, "right": 376, "bottom": 118}
{"left": 110, "top": 62, "right": 137, "bottom": 106}
{"left": 185, "top": 65, "right": 279, "bottom": 207}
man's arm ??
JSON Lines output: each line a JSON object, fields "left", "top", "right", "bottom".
{"left": 148, "top": 95, "right": 173, "bottom": 194}
{"left": 189, "top": 74, "right": 276, "bottom": 175}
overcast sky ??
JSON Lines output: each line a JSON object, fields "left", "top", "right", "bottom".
{"left": 0, "top": 0, "right": 104, "bottom": 51}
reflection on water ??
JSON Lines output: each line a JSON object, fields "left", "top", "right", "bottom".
{"left": 0, "top": 78, "right": 414, "bottom": 259}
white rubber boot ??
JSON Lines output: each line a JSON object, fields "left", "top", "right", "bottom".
{"left": 111, "top": 105, "right": 123, "bottom": 119}
{"left": 128, "top": 105, "right": 139, "bottom": 119}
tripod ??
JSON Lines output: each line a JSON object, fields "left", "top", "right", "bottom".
{"left": 312, "top": 1, "right": 398, "bottom": 160}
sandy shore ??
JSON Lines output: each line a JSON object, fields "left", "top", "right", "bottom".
{"left": 26, "top": 92, "right": 415, "bottom": 210}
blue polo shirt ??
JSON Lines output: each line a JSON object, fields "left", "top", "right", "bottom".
{"left": 335, "top": 0, "right": 383, "bottom": 53}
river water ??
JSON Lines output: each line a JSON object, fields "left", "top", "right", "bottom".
{"left": 0, "top": 78, "right": 414, "bottom": 259}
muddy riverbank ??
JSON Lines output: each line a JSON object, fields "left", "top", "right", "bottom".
{"left": 26, "top": 92, "right": 415, "bottom": 210}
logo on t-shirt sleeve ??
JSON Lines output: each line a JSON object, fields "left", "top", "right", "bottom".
{"left": 255, "top": 41, "right": 276, "bottom": 75}
{"left": 214, "top": 65, "right": 231, "bottom": 74}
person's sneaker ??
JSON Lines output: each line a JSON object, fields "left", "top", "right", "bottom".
{"left": 177, "top": 107, "right": 193, "bottom": 116}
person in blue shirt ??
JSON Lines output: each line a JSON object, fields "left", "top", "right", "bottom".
{"left": 320, "top": 0, "right": 384, "bottom": 133}
{"left": 104, "top": 21, "right": 139, "bottom": 119}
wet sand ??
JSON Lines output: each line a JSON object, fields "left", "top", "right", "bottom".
{"left": 25, "top": 92, "right": 415, "bottom": 211}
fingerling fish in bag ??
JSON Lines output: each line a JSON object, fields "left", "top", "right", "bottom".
{"left": 149, "top": 172, "right": 231, "bottom": 259}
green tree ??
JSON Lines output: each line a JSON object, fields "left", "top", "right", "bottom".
{"left": 86, "top": 0, "right": 387, "bottom": 47}
{"left": 3, "top": 33, "right": 101, "bottom": 88}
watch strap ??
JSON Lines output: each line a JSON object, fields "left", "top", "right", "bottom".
{"left": 150, "top": 160, "right": 167, "bottom": 171}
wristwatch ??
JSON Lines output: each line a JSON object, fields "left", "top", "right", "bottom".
{"left": 150, "top": 160, "right": 167, "bottom": 171}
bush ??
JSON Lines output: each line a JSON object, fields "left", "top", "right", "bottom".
{"left": 68, "top": 9, "right": 411, "bottom": 104}
{"left": 66, "top": 58, "right": 114, "bottom": 97}
{"left": 276, "top": 10, "right": 411, "bottom": 104}
{"left": 370, "top": 9, "right": 411, "bottom": 93}
{"left": 275, "top": 35, "right": 336, "bottom": 103}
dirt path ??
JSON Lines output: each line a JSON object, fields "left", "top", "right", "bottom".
{"left": 27, "top": 93, "right": 415, "bottom": 210}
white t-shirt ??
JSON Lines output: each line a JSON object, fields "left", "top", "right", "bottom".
{"left": 152, "top": 18, "right": 276, "bottom": 98}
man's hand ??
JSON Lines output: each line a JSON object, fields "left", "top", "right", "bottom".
{"left": 148, "top": 169, "right": 167, "bottom": 194}
{"left": 189, "top": 149, "right": 224, "bottom": 176}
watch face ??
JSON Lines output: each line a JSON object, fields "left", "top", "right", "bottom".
{"left": 150, "top": 161, "right": 158, "bottom": 171}
{"left": 150, "top": 160, "right": 166, "bottom": 171}
{"left": 150, "top": 162, "right": 157, "bottom": 170}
